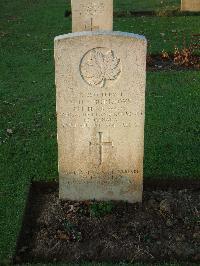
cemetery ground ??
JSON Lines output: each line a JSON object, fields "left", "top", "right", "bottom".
{"left": 0, "top": 0, "right": 199, "bottom": 265}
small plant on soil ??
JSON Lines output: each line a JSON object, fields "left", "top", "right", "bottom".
{"left": 148, "top": 33, "right": 200, "bottom": 71}
{"left": 59, "top": 219, "right": 82, "bottom": 242}
{"left": 161, "top": 49, "right": 170, "bottom": 60}
{"left": 89, "top": 201, "right": 114, "bottom": 218}
{"left": 173, "top": 33, "right": 200, "bottom": 68}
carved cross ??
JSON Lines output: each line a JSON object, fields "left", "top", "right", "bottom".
{"left": 90, "top": 132, "right": 113, "bottom": 165}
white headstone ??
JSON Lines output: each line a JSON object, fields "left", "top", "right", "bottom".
{"left": 71, "top": 0, "right": 113, "bottom": 32}
{"left": 54, "top": 31, "right": 147, "bottom": 203}
{"left": 181, "top": 0, "right": 200, "bottom": 11}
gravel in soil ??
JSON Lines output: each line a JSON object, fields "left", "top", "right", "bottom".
{"left": 15, "top": 184, "right": 200, "bottom": 264}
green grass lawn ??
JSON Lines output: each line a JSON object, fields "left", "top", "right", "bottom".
{"left": 66, "top": 0, "right": 181, "bottom": 12}
{"left": 114, "top": 0, "right": 180, "bottom": 12}
{"left": 115, "top": 17, "right": 200, "bottom": 54}
{"left": 0, "top": 0, "right": 200, "bottom": 264}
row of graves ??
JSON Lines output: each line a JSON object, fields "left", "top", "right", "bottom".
{"left": 15, "top": 0, "right": 199, "bottom": 264}
{"left": 70, "top": 0, "right": 200, "bottom": 22}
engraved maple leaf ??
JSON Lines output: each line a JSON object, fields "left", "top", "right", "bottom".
{"left": 81, "top": 49, "right": 121, "bottom": 87}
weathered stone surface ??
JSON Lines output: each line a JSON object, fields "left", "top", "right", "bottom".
{"left": 71, "top": 0, "right": 113, "bottom": 32}
{"left": 181, "top": 0, "right": 200, "bottom": 11}
{"left": 54, "top": 31, "right": 147, "bottom": 203}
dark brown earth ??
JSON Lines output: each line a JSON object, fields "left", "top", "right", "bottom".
{"left": 65, "top": 10, "right": 200, "bottom": 18}
{"left": 15, "top": 182, "right": 200, "bottom": 264}
{"left": 147, "top": 54, "right": 200, "bottom": 71}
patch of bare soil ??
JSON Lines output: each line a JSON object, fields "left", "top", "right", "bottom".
{"left": 15, "top": 183, "right": 200, "bottom": 264}
{"left": 147, "top": 54, "right": 200, "bottom": 71}
{"left": 64, "top": 10, "right": 200, "bottom": 18}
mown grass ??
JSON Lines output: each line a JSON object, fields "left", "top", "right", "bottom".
{"left": 115, "top": 16, "right": 200, "bottom": 54}
{"left": 0, "top": 0, "right": 199, "bottom": 264}
{"left": 65, "top": 0, "right": 180, "bottom": 12}
{"left": 145, "top": 71, "right": 200, "bottom": 179}
{"left": 114, "top": 0, "right": 180, "bottom": 12}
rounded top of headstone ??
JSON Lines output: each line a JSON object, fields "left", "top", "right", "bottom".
{"left": 54, "top": 31, "right": 147, "bottom": 43}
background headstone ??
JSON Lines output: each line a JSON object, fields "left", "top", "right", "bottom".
{"left": 71, "top": 0, "right": 113, "bottom": 32}
{"left": 181, "top": 0, "right": 200, "bottom": 11}
{"left": 55, "top": 31, "right": 147, "bottom": 203}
